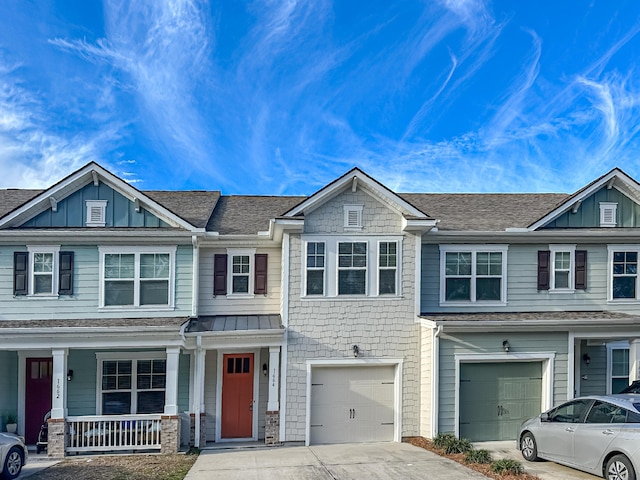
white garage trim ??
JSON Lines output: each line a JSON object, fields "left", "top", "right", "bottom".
{"left": 453, "top": 352, "right": 555, "bottom": 438}
{"left": 305, "top": 358, "right": 403, "bottom": 446}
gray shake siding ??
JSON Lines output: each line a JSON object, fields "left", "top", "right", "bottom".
{"left": 285, "top": 189, "right": 422, "bottom": 441}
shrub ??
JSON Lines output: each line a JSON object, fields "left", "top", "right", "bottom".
{"left": 443, "top": 437, "right": 473, "bottom": 454}
{"left": 464, "top": 449, "right": 492, "bottom": 464}
{"left": 491, "top": 458, "right": 524, "bottom": 475}
{"left": 432, "top": 433, "right": 457, "bottom": 449}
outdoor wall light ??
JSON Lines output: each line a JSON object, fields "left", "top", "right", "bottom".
{"left": 353, "top": 345, "right": 360, "bottom": 358}
{"left": 502, "top": 340, "right": 510, "bottom": 353}
{"left": 583, "top": 353, "right": 591, "bottom": 366}
{"left": 262, "top": 363, "right": 268, "bottom": 376}
{"left": 67, "top": 369, "right": 74, "bottom": 381}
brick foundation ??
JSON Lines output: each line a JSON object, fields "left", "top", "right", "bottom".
{"left": 47, "top": 418, "right": 67, "bottom": 458}
{"left": 189, "top": 413, "right": 207, "bottom": 447}
{"left": 265, "top": 411, "right": 280, "bottom": 445}
{"left": 161, "top": 415, "right": 181, "bottom": 454}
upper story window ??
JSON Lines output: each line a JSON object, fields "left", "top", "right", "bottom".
{"left": 99, "top": 246, "right": 176, "bottom": 308}
{"left": 213, "top": 249, "right": 268, "bottom": 298}
{"left": 13, "top": 246, "right": 74, "bottom": 297}
{"left": 231, "top": 254, "right": 251, "bottom": 294}
{"left": 306, "top": 242, "right": 325, "bottom": 295}
{"left": 439, "top": 245, "right": 508, "bottom": 305}
{"left": 538, "top": 246, "right": 587, "bottom": 292}
{"left": 302, "top": 236, "right": 402, "bottom": 298}
{"left": 338, "top": 242, "right": 367, "bottom": 294}
{"left": 600, "top": 202, "right": 617, "bottom": 228}
{"left": 29, "top": 246, "right": 59, "bottom": 295}
{"left": 608, "top": 246, "right": 640, "bottom": 301}
{"left": 86, "top": 200, "right": 107, "bottom": 227}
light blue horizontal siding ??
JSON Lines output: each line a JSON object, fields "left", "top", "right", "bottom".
{"left": 0, "top": 245, "right": 192, "bottom": 320}
{"left": 421, "top": 243, "right": 640, "bottom": 313}
{"left": 579, "top": 342, "right": 607, "bottom": 396}
{"left": 0, "top": 351, "right": 18, "bottom": 431}
{"left": 438, "top": 332, "right": 568, "bottom": 435}
{"left": 178, "top": 353, "right": 190, "bottom": 412}
{"left": 23, "top": 182, "right": 169, "bottom": 228}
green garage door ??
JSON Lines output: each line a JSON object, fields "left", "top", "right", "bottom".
{"left": 459, "top": 362, "right": 542, "bottom": 441}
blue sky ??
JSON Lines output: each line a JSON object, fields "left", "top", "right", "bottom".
{"left": 1, "top": 1, "right": 640, "bottom": 195}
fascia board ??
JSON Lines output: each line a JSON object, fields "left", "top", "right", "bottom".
{"left": 285, "top": 170, "right": 428, "bottom": 218}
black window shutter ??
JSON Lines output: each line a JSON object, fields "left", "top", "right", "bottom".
{"left": 214, "top": 254, "right": 228, "bottom": 296}
{"left": 537, "top": 251, "right": 550, "bottom": 290}
{"left": 14, "top": 252, "right": 28, "bottom": 296}
{"left": 254, "top": 254, "right": 268, "bottom": 295}
{"left": 59, "top": 251, "right": 74, "bottom": 295}
{"left": 575, "top": 250, "right": 587, "bottom": 290}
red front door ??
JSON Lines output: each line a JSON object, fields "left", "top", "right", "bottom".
{"left": 221, "top": 353, "right": 254, "bottom": 438}
{"left": 25, "top": 358, "right": 53, "bottom": 444}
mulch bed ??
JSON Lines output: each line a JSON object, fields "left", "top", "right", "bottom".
{"left": 405, "top": 437, "right": 539, "bottom": 480}
{"left": 27, "top": 453, "right": 198, "bottom": 480}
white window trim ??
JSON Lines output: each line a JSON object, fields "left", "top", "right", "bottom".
{"left": 549, "top": 244, "right": 576, "bottom": 292}
{"left": 304, "top": 241, "right": 326, "bottom": 296}
{"left": 86, "top": 200, "right": 108, "bottom": 227}
{"left": 439, "top": 245, "right": 508, "bottom": 306}
{"left": 607, "top": 245, "right": 640, "bottom": 303}
{"left": 606, "top": 341, "right": 630, "bottom": 395}
{"left": 95, "top": 351, "right": 166, "bottom": 415}
{"left": 600, "top": 202, "right": 617, "bottom": 228}
{"left": 227, "top": 248, "right": 256, "bottom": 298}
{"left": 343, "top": 205, "right": 364, "bottom": 231}
{"left": 377, "top": 240, "right": 399, "bottom": 296}
{"left": 26, "top": 245, "right": 60, "bottom": 297}
{"left": 98, "top": 246, "right": 177, "bottom": 310}
{"left": 301, "top": 235, "right": 403, "bottom": 299}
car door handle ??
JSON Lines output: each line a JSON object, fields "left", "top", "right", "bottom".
{"left": 565, "top": 427, "right": 575, "bottom": 432}
{"left": 602, "top": 429, "right": 615, "bottom": 436}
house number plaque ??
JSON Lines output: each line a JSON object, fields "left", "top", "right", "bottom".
{"left": 56, "top": 378, "right": 61, "bottom": 399}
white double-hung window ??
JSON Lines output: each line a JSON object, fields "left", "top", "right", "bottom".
{"left": 99, "top": 246, "right": 176, "bottom": 308}
{"left": 27, "top": 245, "right": 60, "bottom": 295}
{"left": 440, "top": 245, "right": 508, "bottom": 305}
{"left": 608, "top": 245, "right": 640, "bottom": 301}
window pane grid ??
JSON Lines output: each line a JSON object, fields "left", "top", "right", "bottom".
{"left": 101, "top": 358, "right": 166, "bottom": 415}
{"left": 306, "top": 242, "right": 325, "bottom": 295}
{"left": 613, "top": 251, "right": 638, "bottom": 299}
{"left": 338, "top": 242, "right": 367, "bottom": 295}
{"left": 231, "top": 255, "right": 250, "bottom": 293}
{"left": 444, "top": 250, "right": 503, "bottom": 302}
{"left": 379, "top": 242, "right": 397, "bottom": 295}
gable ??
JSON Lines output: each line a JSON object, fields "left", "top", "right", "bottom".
{"left": 304, "top": 187, "right": 403, "bottom": 234}
{"left": 21, "top": 182, "right": 170, "bottom": 228}
{"left": 541, "top": 186, "right": 640, "bottom": 229}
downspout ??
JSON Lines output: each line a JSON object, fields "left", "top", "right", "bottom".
{"left": 431, "top": 325, "right": 442, "bottom": 438}
{"left": 279, "top": 232, "right": 290, "bottom": 443}
{"left": 191, "top": 235, "right": 199, "bottom": 318}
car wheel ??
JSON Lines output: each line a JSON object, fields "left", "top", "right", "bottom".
{"left": 520, "top": 432, "right": 539, "bottom": 462}
{"left": 606, "top": 454, "right": 636, "bottom": 480}
{"left": 2, "top": 446, "right": 24, "bottom": 480}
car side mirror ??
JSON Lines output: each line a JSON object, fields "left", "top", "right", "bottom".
{"left": 540, "top": 413, "right": 550, "bottom": 422}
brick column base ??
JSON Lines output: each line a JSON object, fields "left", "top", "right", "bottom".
{"left": 47, "top": 418, "right": 67, "bottom": 458}
{"left": 189, "top": 413, "right": 207, "bottom": 447}
{"left": 265, "top": 411, "right": 280, "bottom": 445}
{"left": 161, "top": 415, "right": 181, "bottom": 454}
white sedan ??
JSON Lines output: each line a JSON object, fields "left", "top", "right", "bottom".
{"left": 518, "top": 395, "right": 640, "bottom": 480}
{"left": 0, "top": 433, "right": 27, "bottom": 480}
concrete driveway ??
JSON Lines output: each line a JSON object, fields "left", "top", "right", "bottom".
{"left": 185, "top": 442, "right": 490, "bottom": 480}
{"left": 478, "top": 441, "right": 600, "bottom": 480}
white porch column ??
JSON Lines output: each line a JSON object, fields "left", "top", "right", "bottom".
{"left": 51, "top": 349, "right": 68, "bottom": 419}
{"left": 267, "top": 346, "right": 280, "bottom": 412}
{"left": 630, "top": 339, "right": 640, "bottom": 382}
{"left": 192, "top": 343, "right": 206, "bottom": 447}
{"left": 164, "top": 347, "right": 181, "bottom": 415}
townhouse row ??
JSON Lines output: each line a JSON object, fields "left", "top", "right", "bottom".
{"left": 0, "top": 162, "right": 639, "bottom": 456}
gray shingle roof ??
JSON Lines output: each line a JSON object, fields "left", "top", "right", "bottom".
{"left": 0, "top": 189, "right": 43, "bottom": 218}
{"left": 0, "top": 317, "right": 188, "bottom": 329}
{"left": 400, "top": 193, "right": 569, "bottom": 231}
{"left": 186, "top": 314, "right": 283, "bottom": 332}
{"left": 145, "top": 190, "right": 220, "bottom": 228}
{"left": 206, "top": 196, "right": 305, "bottom": 234}
{"left": 421, "top": 311, "right": 636, "bottom": 323}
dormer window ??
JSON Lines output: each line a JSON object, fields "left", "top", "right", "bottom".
{"left": 600, "top": 202, "right": 617, "bottom": 228}
{"left": 344, "top": 205, "right": 363, "bottom": 230}
{"left": 86, "top": 200, "right": 107, "bottom": 227}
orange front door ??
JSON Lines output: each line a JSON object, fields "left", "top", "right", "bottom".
{"left": 221, "top": 353, "right": 254, "bottom": 438}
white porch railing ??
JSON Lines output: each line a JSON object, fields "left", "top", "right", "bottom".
{"left": 66, "top": 415, "right": 162, "bottom": 453}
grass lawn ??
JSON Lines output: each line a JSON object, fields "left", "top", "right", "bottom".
{"left": 27, "top": 453, "right": 198, "bottom": 480}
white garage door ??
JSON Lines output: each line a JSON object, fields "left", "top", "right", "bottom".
{"left": 310, "top": 365, "right": 396, "bottom": 444}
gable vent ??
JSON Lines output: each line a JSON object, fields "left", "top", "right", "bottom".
{"left": 86, "top": 200, "right": 107, "bottom": 227}
{"left": 344, "top": 205, "right": 363, "bottom": 230}
{"left": 599, "top": 202, "right": 617, "bottom": 228}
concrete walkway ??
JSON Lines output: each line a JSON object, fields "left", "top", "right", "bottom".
{"left": 185, "top": 442, "right": 490, "bottom": 480}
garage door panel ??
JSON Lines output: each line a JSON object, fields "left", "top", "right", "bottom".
{"left": 310, "top": 366, "right": 395, "bottom": 445}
